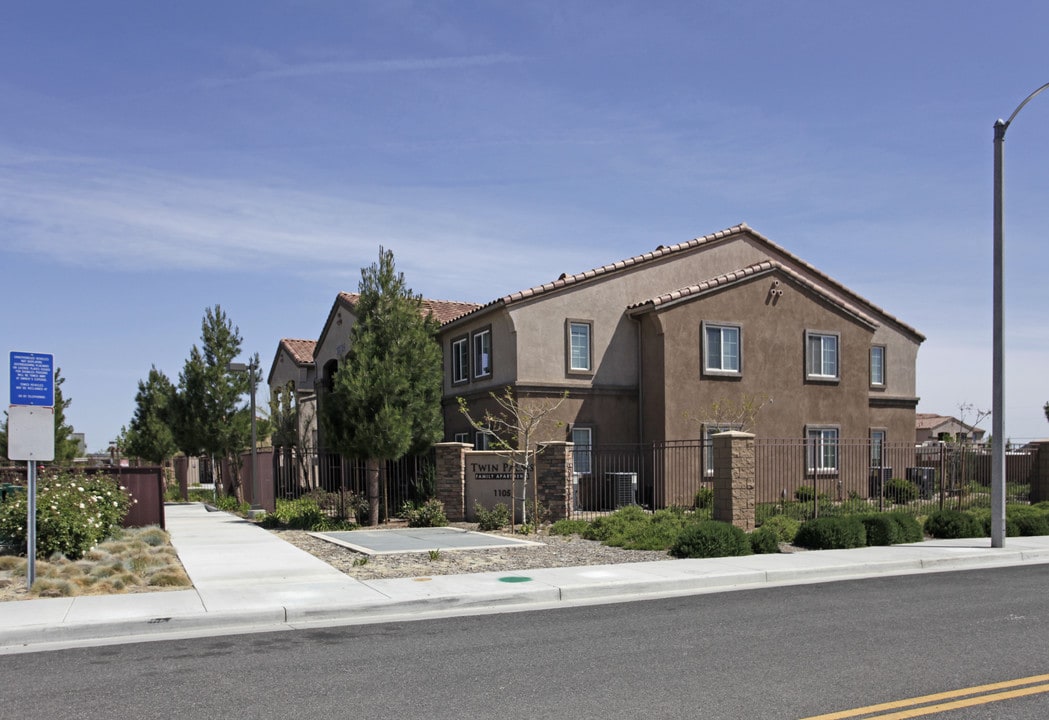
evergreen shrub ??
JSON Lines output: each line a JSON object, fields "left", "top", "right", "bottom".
{"left": 794, "top": 516, "right": 867, "bottom": 550}
{"left": 474, "top": 502, "right": 510, "bottom": 531}
{"left": 669, "top": 521, "right": 752, "bottom": 558}
{"left": 759, "top": 514, "right": 801, "bottom": 544}
{"left": 924, "top": 509, "right": 983, "bottom": 539}
{"left": 749, "top": 525, "right": 780, "bottom": 554}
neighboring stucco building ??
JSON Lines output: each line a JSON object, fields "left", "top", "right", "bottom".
{"left": 916, "top": 413, "right": 987, "bottom": 444}
{"left": 441, "top": 223, "right": 924, "bottom": 453}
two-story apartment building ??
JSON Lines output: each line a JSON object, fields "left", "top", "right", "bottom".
{"left": 440, "top": 223, "right": 924, "bottom": 458}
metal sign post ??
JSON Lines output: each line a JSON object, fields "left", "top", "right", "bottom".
{"left": 8, "top": 352, "right": 55, "bottom": 590}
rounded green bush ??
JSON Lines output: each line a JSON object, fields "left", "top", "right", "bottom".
{"left": 924, "top": 509, "right": 983, "bottom": 539}
{"left": 1006, "top": 505, "right": 1049, "bottom": 537}
{"left": 669, "top": 521, "right": 752, "bottom": 559}
{"left": 759, "top": 514, "right": 801, "bottom": 544}
{"left": 884, "top": 478, "right": 920, "bottom": 505}
{"left": 749, "top": 525, "right": 780, "bottom": 554}
{"left": 860, "top": 515, "right": 901, "bottom": 546}
{"left": 403, "top": 499, "right": 448, "bottom": 528}
{"left": 474, "top": 502, "right": 510, "bottom": 531}
{"left": 794, "top": 516, "right": 867, "bottom": 550}
{"left": 886, "top": 512, "right": 924, "bottom": 543}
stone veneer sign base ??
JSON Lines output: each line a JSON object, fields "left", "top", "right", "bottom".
{"left": 312, "top": 527, "right": 542, "bottom": 555}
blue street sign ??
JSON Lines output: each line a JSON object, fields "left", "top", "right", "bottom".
{"left": 10, "top": 352, "right": 54, "bottom": 407}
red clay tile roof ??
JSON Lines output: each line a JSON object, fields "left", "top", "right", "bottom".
{"left": 626, "top": 260, "right": 879, "bottom": 329}
{"left": 279, "top": 339, "right": 317, "bottom": 366}
{"left": 335, "top": 291, "right": 478, "bottom": 324}
{"left": 439, "top": 223, "right": 924, "bottom": 341}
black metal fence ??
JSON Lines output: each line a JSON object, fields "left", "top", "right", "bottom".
{"left": 754, "top": 439, "right": 1037, "bottom": 522}
{"left": 571, "top": 440, "right": 707, "bottom": 521}
{"left": 272, "top": 447, "right": 435, "bottom": 522}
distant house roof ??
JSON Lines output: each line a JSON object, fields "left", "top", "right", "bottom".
{"left": 916, "top": 413, "right": 986, "bottom": 437}
{"left": 439, "top": 223, "right": 924, "bottom": 341}
{"left": 314, "top": 292, "right": 480, "bottom": 362}
{"left": 279, "top": 338, "right": 317, "bottom": 366}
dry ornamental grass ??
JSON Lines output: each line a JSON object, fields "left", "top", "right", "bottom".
{"left": 0, "top": 525, "right": 192, "bottom": 602}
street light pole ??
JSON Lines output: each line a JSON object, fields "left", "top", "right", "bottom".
{"left": 991, "top": 82, "right": 1049, "bottom": 549}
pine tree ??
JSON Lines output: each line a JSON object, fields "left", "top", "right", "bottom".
{"left": 322, "top": 247, "right": 443, "bottom": 525}
{"left": 52, "top": 368, "right": 79, "bottom": 463}
{"left": 170, "top": 306, "right": 254, "bottom": 498}
{"left": 124, "top": 365, "right": 178, "bottom": 464}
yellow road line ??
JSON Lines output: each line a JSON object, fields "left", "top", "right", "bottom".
{"left": 800, "top": 673, "right": 1049, "bottom": 720}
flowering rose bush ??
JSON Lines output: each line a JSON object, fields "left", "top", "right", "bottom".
{"left": 0, "top": 471, "right": 132, "bottom": 559}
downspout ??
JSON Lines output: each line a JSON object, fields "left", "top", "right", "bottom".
{"left": 634, "top": 315, "right": 644, "bottom": 444}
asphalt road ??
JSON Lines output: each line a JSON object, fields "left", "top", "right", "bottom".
{"left": 5, "top": 565, "right": 1049, "bottom": 720}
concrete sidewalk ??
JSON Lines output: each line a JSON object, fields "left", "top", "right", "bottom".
{"left": 4, "top": 503, "right": 1049, "bottom": 654}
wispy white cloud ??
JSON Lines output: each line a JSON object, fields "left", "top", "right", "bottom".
{"left": 0, "top": 148, "right": 603, "bottom": 303}
{"left": 201, "top": 52, "right": 527, "bottom": 88}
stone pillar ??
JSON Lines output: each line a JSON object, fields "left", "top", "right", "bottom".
{"left": 434, "top": 443, "right": 470, "bottom": 521}
{"left": 712, "top": 431, "right": 755, "bottom": 532}
{"left": 1030, "top": 441, "right": 1049, "bottom": 504}
{"left": 536, "top": 442, "right": 574, "bottom": 522}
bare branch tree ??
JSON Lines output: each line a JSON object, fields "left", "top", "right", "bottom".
{"left": 458, "top": 387, "right": 568, "bottom": 532}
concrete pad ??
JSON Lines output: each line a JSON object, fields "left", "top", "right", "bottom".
{"left": 314, "top": 527, "right": 542, "bottom": 555}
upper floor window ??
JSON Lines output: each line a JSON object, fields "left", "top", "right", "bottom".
{"left": 567, "top": 320, "right": 592, "bottom": 373}
{"left": 451, "top": 336, "right": 469, "bottom": 384}
{"left": 472, "top": 328, "right": 492, "bottom": 379}
{"left": 475, "top": 429, "right": 493, "bottom": 450}
{"left": 806, "top": 331, "right": 839, "bottom": 381}
{"left": 453, "top": 432, "right": 470, "bottom": 444}
{"left": 807, "top": 426, "right": 839, "bottom": 473}
{"left": 870, "top": 345, "right": 885, "bottom": 387}
{"left": 703, "top": 323, "right": 741, "bottom": 375}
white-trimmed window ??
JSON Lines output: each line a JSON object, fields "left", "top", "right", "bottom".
{"left": 475, "top": 430, "right": 492, "bottom": 450}
{"left": 472, "top": 328, "right": 492, "bottom": 379}
{"left": 807, "top": 426, "right": 839, "bottom": 473}
{"left": 703, "top": 323, "right": 741, "bottom": 375}
{"left": 453, "top": 432, "right": 470, "bottom": 444}
{"left": 451, "top": 336, "right": 469, "bottom": 384}
{"left": 571, "top": 427, "right": 592, "bottom": 475}
{"left": 870, "top": 345, "right": 885, "bottom": 387}
{"left": 568, "top": 321, "right": 592, "bottom": 373}
{"left": 806, "top": 332, "right": 839, "bottom": 380}
{"left": 870, "top": 429, "right": 886, "bottom": 467}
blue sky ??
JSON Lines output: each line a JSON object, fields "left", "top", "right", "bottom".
{"left": 2, "top": 1, "right": 1048, "bottom": 452}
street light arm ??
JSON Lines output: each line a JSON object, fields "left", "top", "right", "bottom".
{"left": 1000, "top": 81, "right": 1049, "bottom": 134}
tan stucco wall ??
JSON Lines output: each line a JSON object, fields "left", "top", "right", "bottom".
{"left": 440, "top": 229, "right": 922, "bottom": 446}
{"left": 642, "top": 270, "right": 898, "bottom": 442}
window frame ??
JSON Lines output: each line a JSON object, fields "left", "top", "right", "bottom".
{"left": 806, "top": 425, "right": 840, "bottom": 474}
{"left": 870, "top": 429, "right": 887, "bottom": 468}
{"left": 472, "top": 326, "right": 493, "bottom": 380}
{"left": 450, "top": 335, "right": 470, "bottom": 385}
{"left": 566, "top": 319, "right": 593, "bottom": 375}
{"left": 703, "top": 422, "right": 741, "bottom": 476}
{"left": 870, "top": 345, "right": 886, "bottom": 388}
{"left": 474, "top": 430, "right": 492, "bottom": 450}
{"left": 453, "top": 432, "right": 471, "bottom": 444}
{"left": 702, "top": 322, "right": 742, "bottom": 377}
{"left": 805, "top": 331, "right": 840, "bottom": 382}
{"left": 571, "top": 426, "right": 593, "bottom": 475}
